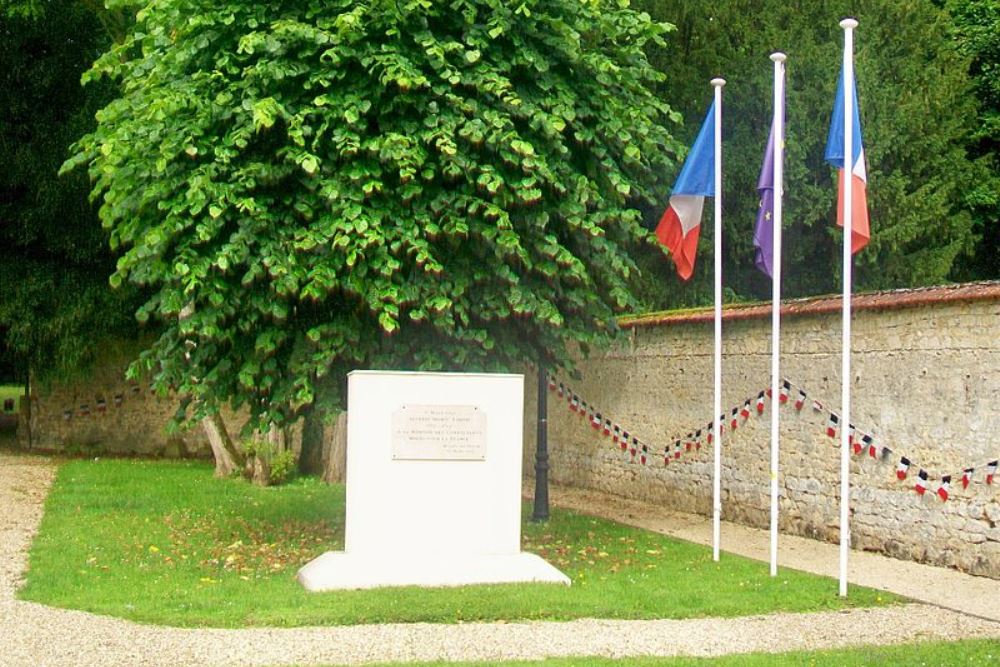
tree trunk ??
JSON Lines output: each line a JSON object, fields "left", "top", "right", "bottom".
{"left": 201, "top": 413, "right": 243, "bottom": 477}
{"left": 299, "top": 405, "right": 325, "bottom": 475}
{"left": 321, "top": 411, "right": 348, "bottom": 484}
{"left": 299, "top": 373, "right": 340, "bottom": 475}
{"left": 250, "top": 423, "right": 287, "bottom": 486}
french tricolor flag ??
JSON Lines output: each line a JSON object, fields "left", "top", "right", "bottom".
{"left": 824, "top": 67, "right": 870, "bottom": 254}
{"left": 655, "top": 100, "right": 717, "bottom": 281}
{"left": 779, "top": 380, "right": 791, "bottom": 404}
{"left": 937, "top": 475, "right": 951, "bottom": 502}
{"left": 862, "top": 434, "right": 876, "bottom": 459}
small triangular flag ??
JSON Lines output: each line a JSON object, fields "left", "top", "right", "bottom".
{"left": 937, "top": 475, "right": 951, "bottom": 501}
{"left": 826, "top": 413, "right": 840, "bottom": 438}
{"left": 779, "top": 379, "right": 791, "bottom": 404}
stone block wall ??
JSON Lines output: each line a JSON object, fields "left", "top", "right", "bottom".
{"left": 523, "top": 283, "right": 1000, "bottom": 578}
{"left": 19, "top": 343, "right": 247, "bottom": 458}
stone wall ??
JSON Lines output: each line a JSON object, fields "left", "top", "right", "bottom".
{"left": 523, "top": 283, "right": 1000, "bottom": 578}
{"left": 19, "top": 343, "right": 245, "bottom": 458}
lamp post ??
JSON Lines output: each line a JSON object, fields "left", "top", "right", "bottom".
{"left": 531, "top": 366, "right": 549, "bottom": 522}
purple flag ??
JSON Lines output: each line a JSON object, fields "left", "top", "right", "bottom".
{"left": 753, "top": 124, "right": 777, "bottom": 277}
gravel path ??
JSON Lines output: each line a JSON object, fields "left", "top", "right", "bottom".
{"left": 2, "top": 453, "right": 999, "bottom": 667}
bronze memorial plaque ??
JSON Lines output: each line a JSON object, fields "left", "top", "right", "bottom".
{"left": 391, "top": 404, "right": 487, "bottom": 461}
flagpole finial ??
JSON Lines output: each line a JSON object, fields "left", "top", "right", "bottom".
{"left": 711, "top": 78, "right": 726, "bottom": 88}
{"left": 840, "top": 18, "right": 858, "bottom": 30}
{"left": 770, "top": 52, "right": 787, "bottom": 63}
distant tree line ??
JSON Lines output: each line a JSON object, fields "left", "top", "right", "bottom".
{"left": 628, "top": 0, "right": 1000, "bottom": 309}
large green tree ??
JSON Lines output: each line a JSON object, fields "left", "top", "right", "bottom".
{"left": 67, "top": 0, "right": 683, "bottom": 433}
{"left": 630, "top": 0, "right": 985, "bottom": 307}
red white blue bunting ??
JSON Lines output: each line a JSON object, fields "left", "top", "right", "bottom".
{"left": 546, "top": 372, "right": 997, "bottom": 502}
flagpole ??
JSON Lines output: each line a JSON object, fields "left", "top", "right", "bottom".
{"left": 769, "top": 52, "right": 786, "bottom": 577}
{"left": 839, "top": 17, "right": 858, "bottom": 599}
{"left": 711, "top": 77, "right": 725, "bottom": 562}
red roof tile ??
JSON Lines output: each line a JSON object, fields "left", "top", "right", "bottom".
{"left": 619, "top": 281, "right": 1000, "bottom": 329}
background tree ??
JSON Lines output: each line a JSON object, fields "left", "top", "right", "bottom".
{"left": 67, "top": 0, "right": 683, "bottom": 451}
{"left": 947, "top": 0, "right": 1000, "bottom": 281}
{"left": 0, "top": 0, "right": 141, "bottom": 381}
{"left": 629, "top": 0, "right": 986, "bottom": 308}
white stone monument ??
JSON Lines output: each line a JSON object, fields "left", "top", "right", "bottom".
{"left": 297, "top": 370, "right": 570, "bottom": 591}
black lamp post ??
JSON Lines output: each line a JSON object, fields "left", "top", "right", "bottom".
{"left": 531, "top": 366, "right": 549, "bottom": 522}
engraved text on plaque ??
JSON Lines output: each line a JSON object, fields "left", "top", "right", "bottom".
{"left": 391, "top": 404, "right": 487, "bottom": 461}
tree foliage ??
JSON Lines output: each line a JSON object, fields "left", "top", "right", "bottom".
{"left": 0, "top": 0, "right": 141, "bottom": 378}
{"left": 630, "top": 0, "right": 985, "bottom": 307}
{"left": 947, "top": 0, "right": 1000, "bottom": 280}
{"left": 68, "top": 0, "right": 682, "bottom": 429}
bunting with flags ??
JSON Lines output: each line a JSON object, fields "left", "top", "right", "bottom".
{"left": 544, "top": 371, "right": 997, "bottom": 504}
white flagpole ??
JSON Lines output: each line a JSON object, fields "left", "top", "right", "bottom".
{"left": 711, "top": 77, "right": 726, "bottom": 562}
{"left": 839, "top": 17, "right": 858, "bottom": 599}
{"left": 769, "top": 52, "right": 786, "bottom": 577}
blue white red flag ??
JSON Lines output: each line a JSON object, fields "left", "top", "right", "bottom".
{"left": 655, "top": 101, "right": 716, "bottom": 280}
{"left": 824, "top": 67, "right": 870, "bottom": 253}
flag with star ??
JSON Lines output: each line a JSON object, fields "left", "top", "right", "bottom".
{"left": 753, "top": 100, "right": 783, "bottom": 277}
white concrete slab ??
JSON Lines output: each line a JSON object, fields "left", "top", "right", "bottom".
{"left": 298, "top": 552, "right": 570, "bottom": 591}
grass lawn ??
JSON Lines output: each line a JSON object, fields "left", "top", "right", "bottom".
{"left": 356, "top": 639, "right": 1000, "bottom": 667}
{"left": 21, "top": 459, "right": 899, "bottom": 628}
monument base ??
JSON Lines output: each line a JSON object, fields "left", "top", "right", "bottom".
{"left": 297, "top": 552, "right": 571, "bottom": 591}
